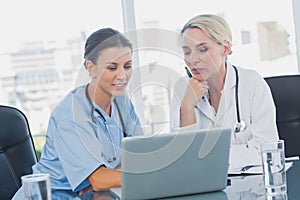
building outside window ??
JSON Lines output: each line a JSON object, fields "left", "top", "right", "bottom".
{"left": 0, "top": 0, "right": 299, "bottom": 151}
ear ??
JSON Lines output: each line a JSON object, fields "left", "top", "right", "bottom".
{"left": 85, "top": 60, "right": 97, "bottom": 78}
{"left": 223, "top": 41, "right": 231, "bottom": 55}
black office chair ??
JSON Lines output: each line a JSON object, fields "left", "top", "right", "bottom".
{"left": 265, "top": 74, "right": 300, "bottom": 157}
{"left": 0, "top": 105, "right": 38, "bottom": 200}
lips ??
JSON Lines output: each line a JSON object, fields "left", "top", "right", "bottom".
{"left": 113, "top": 83, "right": 127, "bottom": 90}
{"left": 191, "top": 68, "right": 205, "bottom": 74}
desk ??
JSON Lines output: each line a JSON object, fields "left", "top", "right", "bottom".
{"left": 75, "top": 161, "right": 300, "bottom": 200}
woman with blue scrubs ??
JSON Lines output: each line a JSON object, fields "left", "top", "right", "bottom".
{"left": 170, "top": 14, "right": 278, "bottom": 169}
{"left": 13, "top": 28, "right": 143, "bottom": 199}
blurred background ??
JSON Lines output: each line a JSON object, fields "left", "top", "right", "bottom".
{"left": 0, "top": 0, "right": 299, "bottom": 157}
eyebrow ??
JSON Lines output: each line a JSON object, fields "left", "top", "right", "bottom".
{"left": 106, "top": 60, "right": 132, "bottom": 65}
{"left": 106, "top": 62, "right": 118, "bottom": 65}
{"left": 182, "top": 42, "right": 208, "bottom": 49}
{"left": 196, "top": 43, "right": 208, "bottom": 48}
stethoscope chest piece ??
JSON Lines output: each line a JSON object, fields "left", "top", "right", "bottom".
{"left": 234, "top": 120, "right": 246, "bottom": 133}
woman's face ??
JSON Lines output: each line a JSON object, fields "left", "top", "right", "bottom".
{"left": 182, "top": 28, "right": 228, "bottom": 81}
{"left": 90, "top": 46, "right": 132, "bottom": 97}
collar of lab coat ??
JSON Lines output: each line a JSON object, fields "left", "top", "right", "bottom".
{"left": 197, "top": 61, "right": 237, "bottom": 122}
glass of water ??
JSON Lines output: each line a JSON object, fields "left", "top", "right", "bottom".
{"left": 261, "top": 140, "right": 287, "bottom": 198}
{"left": 21, "top": 173, "right": 52, "bottom": 200}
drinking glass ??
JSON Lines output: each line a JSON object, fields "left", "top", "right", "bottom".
{"left": 261, "top": 140, "right": 287, "bottom": 198}
{"left": 21, "top": 173, "right": 52, "bottom": 200}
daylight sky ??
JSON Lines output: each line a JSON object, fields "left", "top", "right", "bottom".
{"left": 0, "top": 0, "right": 295, "bottom": 53}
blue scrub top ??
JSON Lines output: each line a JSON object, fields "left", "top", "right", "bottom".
{"left": 19, "top": 84, "right": 143, "bottom": 199}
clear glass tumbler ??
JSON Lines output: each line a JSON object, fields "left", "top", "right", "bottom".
{"left": 21, "top": 173, "right": 52, "bottom": 200}
{"left": 261, "top": 140, "right": 287, "bottom": 198}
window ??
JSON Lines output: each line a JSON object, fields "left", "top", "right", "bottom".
{"left": 128, "top": 0, "right": 298, "bottom": 134}
{"left": 0, "top": 0, "right": 124, "bottom": 152}
{"left": 1, "top": 0, "right": 299, "bottom": 139}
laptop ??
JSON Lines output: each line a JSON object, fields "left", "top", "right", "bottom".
{"left": 111, "top": 127, "right": 232, "bottom": 200}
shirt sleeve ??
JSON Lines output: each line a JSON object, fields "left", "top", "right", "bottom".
{"left": 230, "top": 71, "right": 279, "bottom": 167}
{"left": 50, "top": 115, "right": 105, "bottom": 192}
{"left": 170, "top": 93, "right": 181, "bottom": 131}
{"left": 170, "top": 77, "right": 190, "bottom": 131}
{"left": 126, "top": 99, "right": 143, "bottom": 137}
{"left": 247, "top": 71, "right": 279, "bottom": 149}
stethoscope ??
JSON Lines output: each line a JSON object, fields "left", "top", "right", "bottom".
{"left": 232, "top": 65, "right": 246, "bottom": 133}
{"left": 185, "top": 65, "right": 246, "bottom": 133}
{"left": 85, "top": 84, "right": 126, "bottom": 162}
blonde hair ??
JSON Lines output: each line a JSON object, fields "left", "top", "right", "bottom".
{"left": 181, "top": 14, "right": 232, "bottom": 50}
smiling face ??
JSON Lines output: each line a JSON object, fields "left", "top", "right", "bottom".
{"left": 182, "top": 28, "right": 230, "bottom": 81}
{"left": 87, "top": 46, "right": 132, "bottom": 98}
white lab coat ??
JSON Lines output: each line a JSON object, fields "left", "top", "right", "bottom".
{"left": 170, "top": 62, "right": 279, "bottom": 168}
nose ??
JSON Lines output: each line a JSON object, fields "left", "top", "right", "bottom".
{"left": 116, "top": 68, "right": 126, "bottom": 80}
{"left": 189, "top": 51, "right": 201, "bottom": 66}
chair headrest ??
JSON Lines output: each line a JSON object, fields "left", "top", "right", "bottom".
{"left": 0, "top": 106, "right": 31, "bottom": 151}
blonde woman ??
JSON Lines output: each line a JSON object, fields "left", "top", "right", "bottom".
{"left": 170, "top": 14, "right": 278, "bottom": 168}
